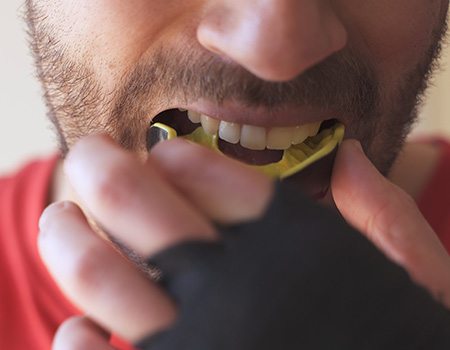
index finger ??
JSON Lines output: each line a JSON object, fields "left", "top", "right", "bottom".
{"left": 64, "top": 135, "right": 217, "bottom": 257}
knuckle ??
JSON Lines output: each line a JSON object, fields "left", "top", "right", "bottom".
{"left": 399, "top": 190, "right": 417, "bottom": 211}
{"left": 92, "top": 157, "right": 139, "bottom": 211}
{"left": 367, "top": 185, "right": 417, "bottom": 239}
{"left": 366, "top": 199, "right": 393, "bottom": 239}
{"left": 68, "top": 243, "right": 111, "bottom": 298}
{"left": 367, "top": 186, "right": 422, "bottom": 265}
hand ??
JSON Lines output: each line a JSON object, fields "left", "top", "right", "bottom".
{"left": 38, "top": 136, "right": 450, "bottom": 349}
{"left": 331, "top": 140, "right": 450, "bottom": 308}
{"left": 38, "top": 135, "right": 274, "bottom": 349}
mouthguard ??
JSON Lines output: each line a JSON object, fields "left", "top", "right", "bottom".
{"left": 147, "top": 122, "right": 345, "bottom": 179}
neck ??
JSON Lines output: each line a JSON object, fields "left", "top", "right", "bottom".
{"left": 389, "top": 141, "right": 441, "bottom": 200}
{"left": 49, "top": 160, "right": 74, "bottom": 204}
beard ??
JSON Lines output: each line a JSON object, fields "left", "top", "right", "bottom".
{"left": 26, "top": 3, "right": 447, "bottom": 178}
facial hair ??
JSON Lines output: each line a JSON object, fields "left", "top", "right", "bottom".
{"left": 26, "top": 2, "right": 447, "bottom": 177}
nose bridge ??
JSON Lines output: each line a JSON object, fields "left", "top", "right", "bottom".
{"left": 197, "top": 0, "right": 347, "bottom": 81}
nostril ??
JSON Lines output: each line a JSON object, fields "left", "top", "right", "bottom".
{"left": 201, "top": 43, "right": 229, "bottom": 61}
{"left": 322, "top": 10, "right": 348, "bottom": 55}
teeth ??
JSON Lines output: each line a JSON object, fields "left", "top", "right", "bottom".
{"left": 201, "top": 114, "right": 220, "bottom": 135}
{"left": 187, "top": 110, "right": 201, "bottom": 123}
{"left": 267, "top": 127, "right": 294, "bottom": 150}
{"left": 240, "top": 125, "right": 266, "bottom": 150}
{"left": 291, "top": 126, "right": 310, "bottom": 145}
{"left": 291, "top": 122, "right": 321, "bottom": 145}
{"left": 184, "top": 109, "right": 323, "bottom": 151}
{"left": 219, "top": 121, "right": 241, "bottom": 144}
{"left": 306, "top": 122, "right": 321, "bottom": 136}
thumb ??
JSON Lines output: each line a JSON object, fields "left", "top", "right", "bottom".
{"left": 331, "top": 139, "right": 450, "bottom": 307}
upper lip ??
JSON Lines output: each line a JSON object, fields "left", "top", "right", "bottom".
{"left": 152, "top": 99, "right": 342, "bottom": 128}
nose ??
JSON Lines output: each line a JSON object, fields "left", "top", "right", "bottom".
{"left": 197, "top": 0, "right": 347, "bottom": 82}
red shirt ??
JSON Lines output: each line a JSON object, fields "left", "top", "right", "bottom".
{"left": 0, "top": 156, "right": 76, "bottom": 350}
{"left": 0, "top": 141, "right": 449, "bottom": 349}
{"left": 0, "top": 156, "right": 131, "bottom": 349}
{"left": 417, "top": 139, "right": 450, "bottom": 248}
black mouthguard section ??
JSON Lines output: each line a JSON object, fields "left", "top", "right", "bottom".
{"left": 285, "top": 147, "right": 338, "bottom": 199}
{"left": 146, "top": 125, "right": 171, "bottom": 151}
{"left": 153, "top": 109, "right": 199, "bottom": 135}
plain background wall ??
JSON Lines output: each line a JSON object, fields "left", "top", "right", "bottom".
{"left": 1, "top": 1, "right": 449, "bottom": 173}
{"left": 1, "top": 1, "right": 54, "bottom": 173}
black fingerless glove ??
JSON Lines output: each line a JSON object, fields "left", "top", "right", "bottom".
{"left": 136, "top": 182, "right": 450, "bottom": 350}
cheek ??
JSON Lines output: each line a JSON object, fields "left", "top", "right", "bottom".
{"left": 43, "top": 0, "right": 183, "bottom": 90}
{"left": 339, "top": 1, "right": 442, "bottom": 81}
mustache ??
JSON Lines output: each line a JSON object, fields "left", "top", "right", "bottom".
{"left": 116, "top": 44, "right": 380, "bottom": 120}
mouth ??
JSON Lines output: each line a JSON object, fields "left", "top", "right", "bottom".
{"left": 147, "top": 107, "right": 344, "bottom": 181}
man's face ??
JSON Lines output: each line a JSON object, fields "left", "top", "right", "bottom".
{"left": 26, "top": 0, "right": 448, "bottom": 177}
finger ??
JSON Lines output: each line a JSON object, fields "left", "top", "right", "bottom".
{"left": 38, "top": 201, "right": 176, "bottom": 342}
{"left": 150, "top": 138, "right": 274, "bottom": 224}
{"left": 331, "top": 140, "right": 450, "bottom": 306}
{"left": 64, "top": 134, "right": 217, "bottom": 257}
{"left": 53, "top": 316, "right": 115, "bottom": 350}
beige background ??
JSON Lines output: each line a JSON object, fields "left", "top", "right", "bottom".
{"left": 414, "top": 35, "right": 450, "bottom": 138}
{"left": 0, "top": 1, "right": 54, "bottom": 174}
{"left": 1, "top": 1, "right": 449, "bottom": 173}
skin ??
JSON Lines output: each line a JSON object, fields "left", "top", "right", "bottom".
{"left": 40, "top": 137, "right": 450, "bottom": 347}
{"left": 27, "top": 0, "right": 447, "bottom": 173}
{"left": 22, "top": 0, "right": 450, "bottom": 347}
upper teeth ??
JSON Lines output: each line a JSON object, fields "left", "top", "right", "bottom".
{"left": 186, "top": 110, "right": 321, "bottom": 151}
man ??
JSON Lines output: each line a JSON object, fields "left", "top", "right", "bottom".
{"left": 1, "top": 0, "right": 450, "bottom": 349}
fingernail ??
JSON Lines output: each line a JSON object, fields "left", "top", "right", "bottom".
{"left": 39, "top": 201, "right": 74, "bottom": 232}
{"left": 340, "top": 139, "right": 367, "bottom": 166}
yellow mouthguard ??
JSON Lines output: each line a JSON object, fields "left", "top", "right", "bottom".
{"left": 149, "top": 122, "right": 345, "bottom": 179}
